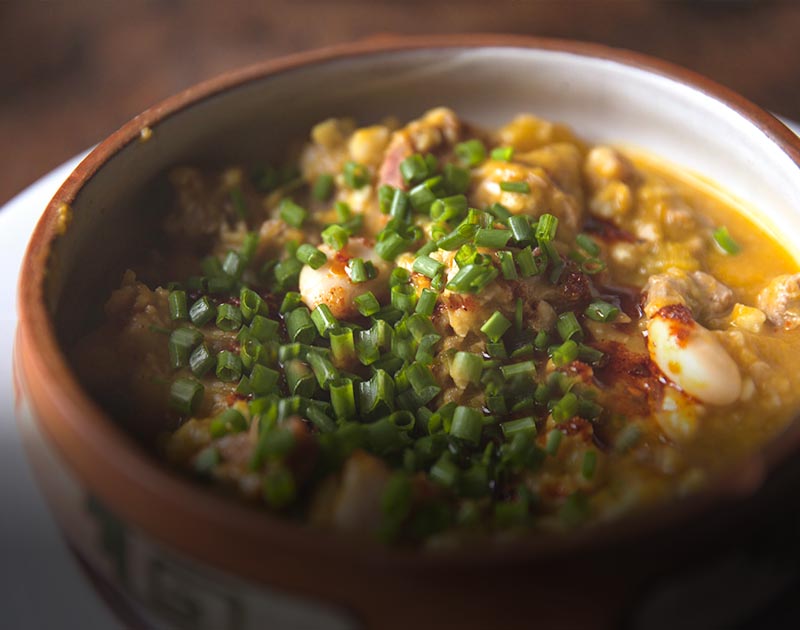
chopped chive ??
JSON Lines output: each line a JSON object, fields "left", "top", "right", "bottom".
{"left": 378, "top": 184, "right": 395, "bottom": 214}
{"left": 310, "top": 304, "right": 338, "bottom": 338}
{"left": 210, "top": 408, "right": 248, "bottom": 438}
{"left": 491, "top": 146, "right": 514, "bottom": 161}
{"left": 450, "top": 352, "right": 483, "bottom": 388}
{"left": 346, "top": 257, "right": 376, "bottom": 283}
{"left": 415, "top": 288, "right": 438, "bottom": 316}
{"left": 170, "top": 377, "right": 204, "bottom": 415}
{"left": 581, "top": 257, "right": 607, "bottom": 275}
{"left": 375, "top": 230, "right": 410, "bottom": 260}
{"left": 444, "top": 163, "right": 470, "bottom": 194}
{"left": 280, "top": 291, "right": 302, "bottom": 313}
{"left": 240, "top": 231, "right": 259, "bottom": 263}
{"left": 497, "top": 250, "right": 518, "bottom": 280}
{"left": 249, "top": 315, "right": 279, "bottom": 342}
{"left": 312, "top": 173, "right": 334, "bottom": 201}
{"left": 455, "top": 139, "right": 486, "bottom": 167}
{"left": 273, "top": 257, "right": 303, "bottom": 289}
{"left": 500, "top": 360, "right": 536, "bottom": 380}
{"left": 308, "top": 351, "right": 340, "bottom": 389}
{"left": 189, "top": 296, "right": 216, "bottom": 327}
{"left": 391, "top": 284, "right": 417, "bottom": 314}
{"left": 321, "top": 224, "right": 349, "bottom": 251}
{"left": 551, "top": 339, "right": 579, "bottom": 367}
{"left": 330, "top": 377, "right": 356, "bottom": 421}
{"left": 168, "top": 327, "right": 203, "bottom": 370}
{"left": 545, "top": 429, "right": 563, "bottom": 456}
{"left": 500, "top": 181, "right": 530, "bottom": 194}
{"left": 577, "top": 343, "right": 604, "bottom": 364}
{"left": 285, "top": 359, "right": 316, "bottom": 397}
{"left": 412, "top": 255, "right": 444, "bottom": 278}
{"left": 430, "top": 453, "right": 460, "bottom": 487}
{"left": 585, "top": 300, "right": 620, "bottom": 323}
{"left": 508, "top": 215, "right": 533, "bottom": 245}
{"left": 330, "top": 327, "right": 356, "bottom": 364}
{"left": 516, "top": 246, "right": 544, "bottom": 277}
{"left": 481, "top": 311, "right": 512, "bottom": 342}
{"left": 355, "top": 291, "right": 381, "bottom": 317}
{"left": 222, "top": 251, "right": 245, "bottom": 279}
{"left": 408, "top": 181, "right": 437, "bottom": 214}
{"left": 216, "top": 350, "right": 243, "bottom": 382}
{"left": 390, "top": 188, "right": 410, "bottom": 222}
{"left": 168, "top": 290, "right": 188, "bottom": 321}
{"left": 474, "top": 228, "right": 512, "bottom": 249}
{"left": 557, "top": 312, "right": 583, "bottom": 342}
{"left": 189, "top": 343, "right": 215, "bottom": 377}
{"left": 535, "top": 213, "right": 559, "bottom": 243}
{"left": 358, "top": 369, "right": 395, "bottom": 419}
{"left": 400, "top": 154, "right": 430, "bottom": 185}
{"left": 286, "top": 307, "right": 316, "bottom": 344}
{"left": 450, "top": 406, "right": 483, "bottom": 445}
{"left": 430, "top": 194, "right": 468, "bottom": 222}
{"left": 713, "top": 226, "right": 741, "bottom": 255}
{"left": 279, "top": 198, "right": 307, "bottom": 228}
{"left": 501, "top": 416, "right": 537, "bottom": 438}
{"left": 582, "top": 450, "right": 597, "bottom": 480}
{"left": 240, "top": 288, "right": 268, "bottom": 322}
{"left": 296, "top": 244, "right": 327, "bottom": 270}
{"left": 343, "top": 161, "right": 370, "bottom": 189}
{"left": 552, "top": 392, "right": 579, "bottom": 423}
{"left": 576, "top": 233, "right": 600, "bottom": 256}
{"left": 216, "top": 303, "right": 243, "bottom": 332}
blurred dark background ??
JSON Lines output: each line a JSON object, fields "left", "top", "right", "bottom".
{"left": 0, "top": 0, "right": 798, "bottom": 205}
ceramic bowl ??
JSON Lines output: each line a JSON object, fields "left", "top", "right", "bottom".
{"left": 14, "top": 35, "right": 800, "bottom": 629}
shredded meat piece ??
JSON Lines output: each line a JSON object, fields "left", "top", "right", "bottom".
{"left": 757, "top": 273, "right": 800, "bottom": 330}
{"left": 643, "top": 268, "right": 733, "bottom": 324}
{"left": 378, "top": 107, "right": 462, "bottom": 188}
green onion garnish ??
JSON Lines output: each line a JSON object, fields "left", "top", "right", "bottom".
{"left": 585, "top": 300, "right": 619, "bottom": 323}
{"left": 474, "top": 228, "right": 512, "bottom": 249}
{"left": 508, "top": 215, "right": 533, "bottom": 245}
{"left": 296, "top": 244, "right": 327, "bottom": 270}
{"left": 310, "top": 304, "right": 338, "bottom": 338}
{"left": 189, "top": 343, "right": 215, "bottom": 377}
{"left": 189, "top": 297, "right": 216, "bottom": 327}
{"left": 545, "top": 429, "right": 563, "bottom": 456}
{"left": 552, "top": 391, "right": 579, "bottom": 423}
{"left": 168, "top": 327, "right": 203, "bottom": 370}
{"left": 556, "top": 312, "right": 583, "bottom": 342}
{"left": 215, "top": 350, "right": 243, "bottom": 382}
{"left": 491, "top": 146, "right": 514, "bottom": 161}
{"left": 412, "top": 255, "right": 444, "bottom": 278}
{"left": 576, "top": 233, "right": 600, "bottom": 256}
{"left": 312, "top": 173, "right": 334, "bottom": 201}
{"left": 279, "top": 198, "right": 307, "bottom": 228}
{"left": 354, "top": 291, "right": 381, "bottom": 317}
{"left": 286, "top": 307, "right": 317, "bottom": 344}
{"left": 455, "top": 139, "right": 486, "bottom": 167}
{"left": 500, "top": 181, "right": 530, "bottom": 194}
{"left": 400, "top": 154, "right": 430, "bottom": 185}
{"left": 450, "top": 406, "right": 483, "bottom": 445}
{"left": 322, "top": 225, "right": 348, "bottom": 251}
{"left": 170, "top": 377, "right": 204, "bottom": 415}
{"left": 229, "top": 186, "right": 248, "bottom": 219}
{"left": 240, "top": 288, "right": 268, "bottom": 322}
{"left": 444, "top": 163, "right": 470, "bottom": 194}
{"left": 343, "top": 161, "right": 370, "bottom": 189}
{"left": 216, "top": 303, "right": 243, "bottom": 332}
{"left": 480, "top": 311, "right": 512, "bottom": 342}
{"left": 535, "top": 213, "right": 559, "bottom": 243}
{"left": 582, "top": 450, "right": 597, "bottom": 480}
{"left": 262, "top": 466, "right": 296, "bottom": 509}
{"left": 713, "top": 226, "right": 741, "bottom": 255}
{"left": 450, "top": 352, "right": 483, "bottom": 388}
{"left": 330, "top": 377, "right": 356, "bottom": 420}
{"left": 168, "top": 290, "right": 188, "bottom": 321}
{"left": 415, "top": 288, "right": 438, "bottom": 317}
{"left": 279, "top": 291, "right": 302, "bottom": 314}
{"left": 210, "top": 408, "right": 248, "bottom": 438}
{"left": 346, "top": 258, "right": 376, "bottom": 283}
{"left": 551, "top": 339, "right": 579, "bottom": 366}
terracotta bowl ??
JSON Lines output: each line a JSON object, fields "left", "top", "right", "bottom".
{"left": 14, "top": 35, "right": 800, "bottom": 629}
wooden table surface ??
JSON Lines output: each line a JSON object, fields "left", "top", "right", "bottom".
{"left": 1, "top": 0, "right": 798, "bottom": 206}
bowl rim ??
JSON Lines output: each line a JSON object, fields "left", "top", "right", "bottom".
{"left": 16, "top": 33, "right": 800, "bottom": 576}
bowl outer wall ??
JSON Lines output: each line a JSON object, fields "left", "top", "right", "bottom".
{"left": 13, "top": 33, "right": 800, "bottom": 624}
